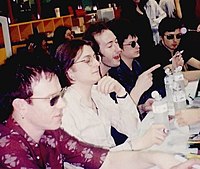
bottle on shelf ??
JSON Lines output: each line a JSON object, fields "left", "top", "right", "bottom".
{"left": 113, "top": 3, "right": 117, "bottom": 10}
{"left": 164, "top": 68, "right": 175, "bottom": 116}
{"left": 151, "top": 91, "right": 169, "bottom": 129}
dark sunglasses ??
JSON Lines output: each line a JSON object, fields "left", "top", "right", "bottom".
{"left": 165, "top": 33, "right": 182, "bottom": 40}
{"left": 29, "top": 87, "right": 67, "bottom": 106}
{"left": 123, "top": 41, "right": 137, "bottom": 48}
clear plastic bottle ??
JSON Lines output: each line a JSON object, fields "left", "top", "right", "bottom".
{"left": 173, "top": 66, "right": 185, "bottom": 92}
{"left": 172, "top": 66, "right": 186, "bottom": 111}
{"left": 164, "top": 68, "right": 175, "bottom": 116}
{"left": 151, "top": 91, "right": 169, "bottom": 129}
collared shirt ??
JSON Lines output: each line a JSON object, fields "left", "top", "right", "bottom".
{"left": 61, "top": 85, "right": 140, "bottom": 151}
{"left": 0, "top": 117, "right": 108, "bottom": 169}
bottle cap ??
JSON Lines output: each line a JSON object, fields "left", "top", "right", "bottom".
{"left": 174, "top": 66, "right": 182, "bottom": 73}
{"left": 151, "top": 91, "right": 161, "bottom": 100}
{"left": 165, "top": 68, "right": 171, "bottom": 75}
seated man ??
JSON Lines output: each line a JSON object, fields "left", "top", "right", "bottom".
{"left": 151, "top": 17, "right": 200, "bottom": 81}
{"left": 82, "top": 21, "right": 159, "bottom": 144}
{"left": 107, "top": 18, "right": 163, "bottom": 118}
{"left": 0, "top": 49, "right": 185, "bottom": 169}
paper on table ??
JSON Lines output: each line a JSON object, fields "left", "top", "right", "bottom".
{"left": 185, "top": 80, "right": 199, "bottom": 99}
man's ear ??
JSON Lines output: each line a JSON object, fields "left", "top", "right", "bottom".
{"left": 160, "top": 36, "right": 164, "bottom": 43}
{"left": 12, "top": 98, "right": 28, "bottom": 119}
{"left": 66, "top": 68, "right": 75, "bottom": 82}
{"left": 12, "top": 98, "right": 27, "bottom": 112}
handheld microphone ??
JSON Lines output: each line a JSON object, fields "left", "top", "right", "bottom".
{"left": 180, "top": 27, "right": 198, "bottom": 34}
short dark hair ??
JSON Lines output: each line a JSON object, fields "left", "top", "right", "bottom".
{"left": 158, "top": 17, "right": 183, "bottom": 37}
{"left": 83, "top": 22, "right": 108, "bottom": 54}
{"left": 107, "top": 18, "right": 136, "bottom": 48}
{"left": 0, "top": 50, "right": 57, "bottom": 123}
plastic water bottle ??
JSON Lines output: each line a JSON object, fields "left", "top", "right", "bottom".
{"left": 151, "top": 91, "right": 169, "bottom": 129}
{"left": 173, "top": 66, "right": 185, "bottom": 92}
{"left": 164, "top": 68, "right": 175, "bottom": 116}
{"left": 172, "top": 66, "right": 186, "bottom": 111}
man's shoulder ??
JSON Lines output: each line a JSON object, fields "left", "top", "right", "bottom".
{"left": 0, "top": 123, "right": 12, "bottom": 137}
{"left": 153, "top": 44, "right": 170, "bottom": 57}
{"left": 109, "top": 61, "right": 128, "bottom": 76}
{"left": 154, "top": 43, "right": 165, "bottom": 51}
{"left": 0, "top": 124, "right": 26, "bottom": 154}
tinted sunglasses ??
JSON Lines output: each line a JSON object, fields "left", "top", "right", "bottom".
{"left": 123, "top": 41, "right": 137, "bottom": 48}
{"left": 165, "top": 33, "right": 182, "bottom": 40}
{"left": 29, "top": 87, "right": 67, "bottom": 106}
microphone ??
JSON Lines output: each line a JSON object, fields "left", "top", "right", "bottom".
{"left": 180, "top": 27, "right": 198, "bottom": 34}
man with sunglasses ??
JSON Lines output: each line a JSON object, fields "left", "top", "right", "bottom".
{"left": 0, "top": 48, "right": 188, "bottom": 169}
{"left": 151, "top": 17, "right": 185, "bottom": 70}
{"left": 0, "top": 50, "right": 112, "bottom": 169}
{"left": 150, "top": 17, "right": 200, "bottom": 81}
{"left": 83, "top": 21, "right": 160, "bottom": 115}
{"left": 107, "top": 18, "right": 164, "bottom": 120}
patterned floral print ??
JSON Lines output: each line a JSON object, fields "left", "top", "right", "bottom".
{"left": 2, "top": 154, "right": 19, "bottom": 167}
{"left": 0, "top": 117, "right": 109, "bottom": 169}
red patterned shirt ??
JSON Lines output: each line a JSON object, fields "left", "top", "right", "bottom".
{"left": 0, "top": 117, "right": 108, "bottom": 169}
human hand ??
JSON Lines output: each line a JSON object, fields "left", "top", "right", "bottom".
{"left": 175, "top": 109, "right": 200, "bottom": 126}
{"left": 135, "top": 64, "right": 160, "bottom": 94}
{"left": 197, "top": 24, "right": 200, "bottom": 32}
{"left": 141, "top": 124, "right": 168, "bottom": 149}
{"left": 171, "top": 51, "right": 184, "bottom": 70}
{"left": 138, "top": 98, "right": 154, "bottom": 113}
{"left": 143, "top": 98, "right": 154, "bottom": 112}
{"left": 97, "top": 76, "right": 126, "bottom": 96}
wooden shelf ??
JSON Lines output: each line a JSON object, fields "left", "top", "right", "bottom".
{"left": 0, "top": 15, "right": 73, "bottom": 45}
{"left": 32, "top": 21, "right": 45, "bottom": 33}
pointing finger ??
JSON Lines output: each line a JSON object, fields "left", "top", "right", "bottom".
{"left": 144, "top": 64, "right": 161, "bottom": 74}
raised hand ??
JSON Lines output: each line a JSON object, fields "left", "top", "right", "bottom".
{"left": 97, "top": 76, "right": 126, "bottom": 96}
{"left": 130, "top": 64, "right": 160, "bottom": 104}
{"left": 135, "top": 64, "right": 161, "bottom": 94}
{"left": 171, "top": 51, "right": 184, "bottom": 70}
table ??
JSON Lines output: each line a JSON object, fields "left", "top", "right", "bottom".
{"left": 138, "top": 80, "right": 200, "bottom": 155}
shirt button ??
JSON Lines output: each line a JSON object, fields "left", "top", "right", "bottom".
{"left": 36, "top": 156, "right": 40, "bottom": 160}
{"left": 35, "top": 144, "right": 39, "bottom": 147}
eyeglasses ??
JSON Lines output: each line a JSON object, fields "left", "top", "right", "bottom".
{"left": 164, "top": 33, "right": 182, "bottom": 40}
{"left": 123, "top": 41, "right": 137, "bottom": 48}
{"left": 29, "top": 87, "right": 67, "bottom": 107}
{"left": 74, "top": 53, "right": 101, "bottom": 66}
